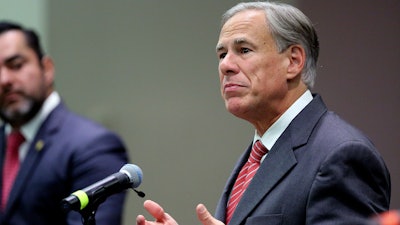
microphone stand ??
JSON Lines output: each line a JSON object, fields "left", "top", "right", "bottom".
{"left": 77, "top": 189, "right": 145, "bottom": 225}
{"left": 79, "top": 196, "right": 106, "bottom": 225}
{"left": 80, "top": 209, "right": 97, "bottom": 225}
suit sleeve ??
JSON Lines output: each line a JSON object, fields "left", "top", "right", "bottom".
{"left": 306, "top": 140, "right": 390, "bottom": 225}
{"left": 66, "top": 130, "right": 129, "bottom": 225}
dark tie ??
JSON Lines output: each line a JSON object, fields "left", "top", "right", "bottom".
{"left": 226, "top": 140, "right": 268, "bottom": 224}
{"left": 1, "top": 130, "right": 25, "bottom": 210}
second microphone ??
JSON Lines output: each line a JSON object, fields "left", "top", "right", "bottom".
{"left": 61, "top": 163, "right": 143, "bottom": 212}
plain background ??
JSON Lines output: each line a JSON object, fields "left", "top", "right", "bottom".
{"left": 1, "top": 1, "right": 399, "bottom": 224}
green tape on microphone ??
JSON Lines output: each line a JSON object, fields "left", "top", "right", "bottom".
{"left": 72, "top": 190, "right": 89, "bottom": 210}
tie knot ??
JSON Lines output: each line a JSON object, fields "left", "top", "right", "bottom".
{"left": 7, "top": 130, "right": 25, "bottom": 150}
{"left": 249, "top": 140, "right": 268, "bottom": 163}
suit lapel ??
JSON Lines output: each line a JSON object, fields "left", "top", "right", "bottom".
{"left": 229, "top": 132, "right": 297, "bottom": 225}
{"left": 4, "top": 103, "right": 65, "bottom": 214}
{"left": 0, "top": 127, "right": 6, "bottom": 174}
{"left": 224, "top": 95, "right": 328, "bottom": 225}
{"left": 5, "top": 136, "right": 52, "bottom": 212}
{"left": 215, "top": 144, "right": 252, "bottom": 221}
{"left": 0, "top": 127, "right": 6, "bottom": 221}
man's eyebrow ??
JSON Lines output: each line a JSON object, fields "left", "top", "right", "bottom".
{"left": 3, "top": 54, "right": 24, "bottom": 64}
{"left": 216, "top": 44, "right": 225, "bottom": 52}
{"left": 234, "top": 38, "right": 249, "bottom": 45}
{"left": 216, "top": 38, "right": 252, "bottom": 52}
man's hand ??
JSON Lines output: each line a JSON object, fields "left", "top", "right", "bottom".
{"left": 136, "top": 200, "right": 178, "bottom": 225}
{"left": 196, "top": 204, "right": 225, "bottom": 225}
{"left": 136, "top": 200, "right": 224, "bottom": 225}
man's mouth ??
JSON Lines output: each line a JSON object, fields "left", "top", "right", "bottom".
{"left": 3, "top": 92, "right": 21, "bottom": 104}
{"left": 224, "top": 83, "right": 244, "bottom": 92}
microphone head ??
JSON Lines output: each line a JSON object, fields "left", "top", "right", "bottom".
{"left": 120, "top": 164, "right": 143, "bottom": 188}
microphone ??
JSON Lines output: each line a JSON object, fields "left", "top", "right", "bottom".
{"left": 61, "top": 164, "right": 144, "bottom": 212}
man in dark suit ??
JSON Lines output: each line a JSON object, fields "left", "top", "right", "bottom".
{"left": 136, "top": 1, "right": 390, "bottom": 225}
{"left": 0, "top": 21, "right": 129, "bottom": 225}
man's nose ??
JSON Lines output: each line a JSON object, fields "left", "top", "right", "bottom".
{"left": 219, "top": 53, "right": 239, "bottom": 76}
{"left": 0, "top": 68, "right": 14, "bottom": 86}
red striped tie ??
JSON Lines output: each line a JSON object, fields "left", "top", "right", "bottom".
{"left": 226, "top": 140, "right": 268, "bottom": 224}
{"left": 1, "top": 130, "right": 25, "bottom": 210}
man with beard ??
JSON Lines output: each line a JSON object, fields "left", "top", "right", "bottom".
{"left": 0, "top": 21, "right": 129, "bottom": 225}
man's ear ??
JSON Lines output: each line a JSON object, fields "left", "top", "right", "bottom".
{"left": 41, "top": 56, "right": 55, "bottom": 86}
{"left": 286, "top": 45, "right": 305, "bottom": 80}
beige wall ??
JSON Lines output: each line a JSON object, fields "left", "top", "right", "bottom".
{"left": 47, "top": 2, "right": 259, "bottom": 224}
{"left": 1, "top": 1, "right": 399, "bottom": 224}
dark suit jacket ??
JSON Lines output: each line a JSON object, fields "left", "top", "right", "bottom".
{"left": 0, "top": 102, "right": 129, "bottom": 225}
{"left": 215, "top": 95, "right": 390, "bottom": 225}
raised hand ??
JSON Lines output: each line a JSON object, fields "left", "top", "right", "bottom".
{"left": 196, "top": 204, "right": 225, "bottom": 225}
{"left": 136, "top": 200, "right": 178, "bottom": 225}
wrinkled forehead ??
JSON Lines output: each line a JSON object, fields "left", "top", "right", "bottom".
{"left": 216, "top": 10, "right": 269, "bottom": 51}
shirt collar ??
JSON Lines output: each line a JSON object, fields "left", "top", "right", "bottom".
{"left": 254, "top": 90, "right": 313, "bottom": 150}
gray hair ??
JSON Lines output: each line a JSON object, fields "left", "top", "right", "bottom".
{"left": 221, "top": 1, "right": 319, "bottom": 89}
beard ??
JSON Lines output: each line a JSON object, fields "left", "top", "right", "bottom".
{"left": 0, "top": 95, "right": 44, "bottom": 127}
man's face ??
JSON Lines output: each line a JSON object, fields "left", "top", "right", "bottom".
{"left": 216, "top": 10, "right": 291, "bottom": 123}
{"left": 0, "top": 30, "right": 51, "bottom": 126}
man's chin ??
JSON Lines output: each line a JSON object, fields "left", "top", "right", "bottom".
{"left": 0, "top": 102, "right": 34, "bottom": 124}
